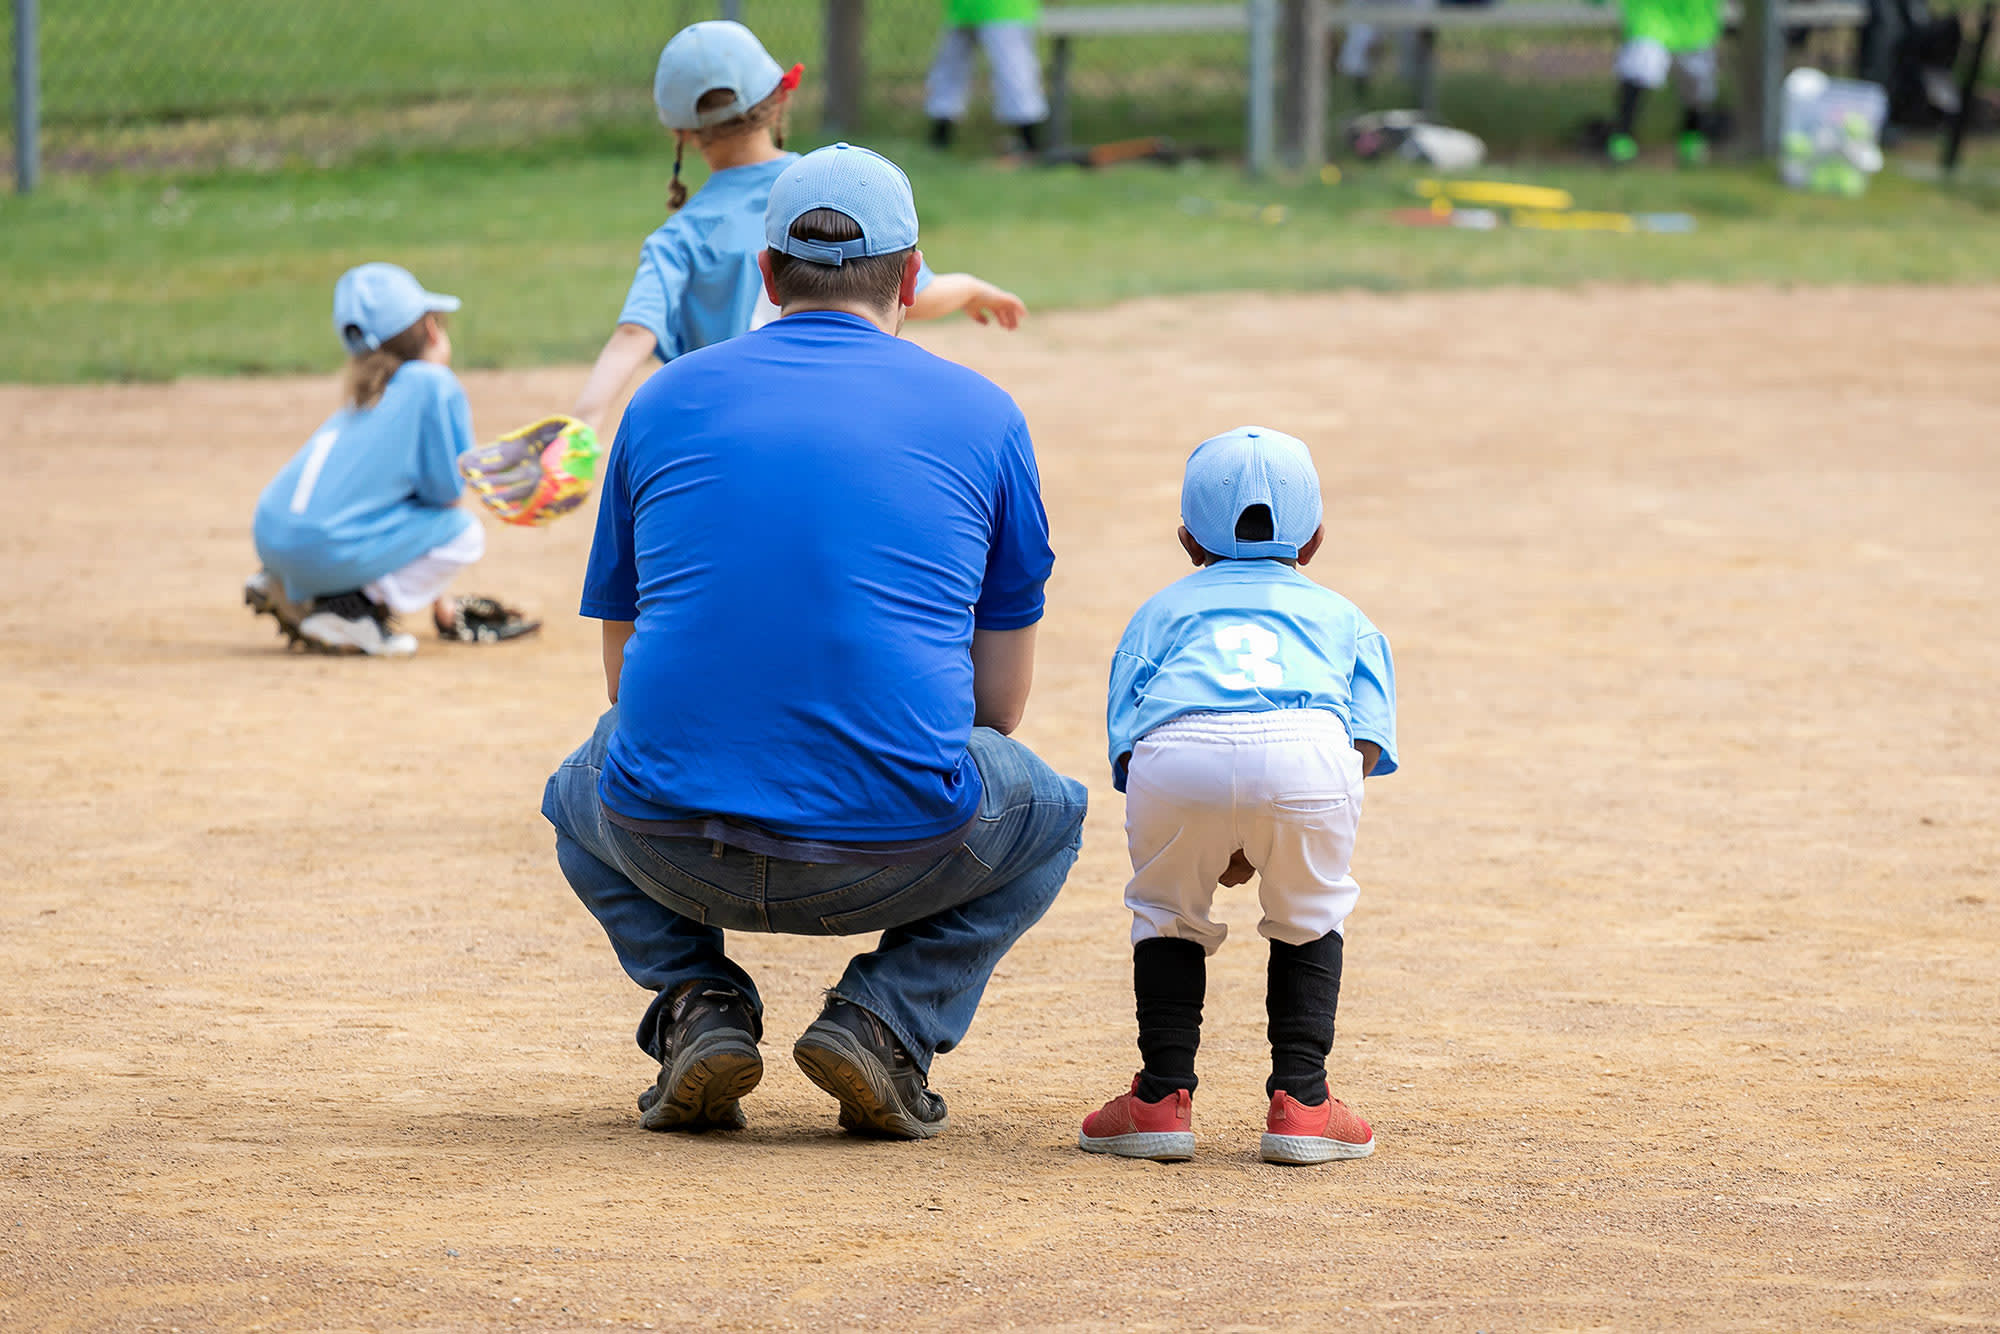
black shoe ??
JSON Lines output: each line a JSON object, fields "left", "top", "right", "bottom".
{"left": 929, "top": 117, "right": 955, "bottom": 149}
{"left": 638, "top": 983, "right": 763, "bottom": 1132}
{"left": 791, "top": 997, "right": 948, "bottom": 1140}
{"left": 1013, "top": 119, "right": 1044, "bottom": 154}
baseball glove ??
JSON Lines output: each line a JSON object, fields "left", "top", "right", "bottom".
{"left": 458, "top": 415, "right": 603, "bottom": 527}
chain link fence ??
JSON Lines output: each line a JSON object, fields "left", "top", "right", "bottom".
{"left": 3, "top": 0, "right": 1255, "bottom": 180}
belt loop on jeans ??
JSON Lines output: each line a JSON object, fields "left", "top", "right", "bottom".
{"left": 710, "top": 839, "right": 725, "bottom": 859}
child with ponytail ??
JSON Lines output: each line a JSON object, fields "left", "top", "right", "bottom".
{"left": 572, "top": 21, "right": 1028, "bottom": 434}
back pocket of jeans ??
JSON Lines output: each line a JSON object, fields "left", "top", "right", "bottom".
{"left": 817, "top": 846, "right": 985, "bottom": 935}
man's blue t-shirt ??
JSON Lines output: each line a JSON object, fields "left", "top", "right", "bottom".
{"left": 252, "top": 360, "right": 476, "bottom": 602}
{"left": 619, "top": 155, "right": 934, "bottom": 365}
{"left": 582, "top": 310, "right": 1053, "bottom": 844}
{"left": 1106, "top": 560, "right": 1398, "bottom": 791}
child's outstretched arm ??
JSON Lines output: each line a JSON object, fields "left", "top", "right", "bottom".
{"left": 574, "top": 324, "right": 660, "bottom": 435}
{"left": 908, "top": 272, "right": 1027, "bottom": 329}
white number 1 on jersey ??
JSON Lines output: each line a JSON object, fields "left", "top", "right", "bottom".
{"left": 1214, "top": 623, "right": 1284, "bottom": 690}
{"left": 288, "top": 426, "right": 342, "bottom": 515}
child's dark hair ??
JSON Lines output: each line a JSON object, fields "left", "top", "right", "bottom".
{"left": 343, "top": 316, "right": 437, "bottom": 410}
{"left": 1235, "top": 504, "right": 1275, "bottom": 542}
{"left": 668, "top": 86, "right": 789, "bottom": 211}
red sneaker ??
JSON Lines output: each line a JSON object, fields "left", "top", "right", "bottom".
{"left": 1078, "top": 1076, "right": 1195, "bottom": 1161}
{"left": 1260, "top": 1089, "right": 1374, "bottom": 1164}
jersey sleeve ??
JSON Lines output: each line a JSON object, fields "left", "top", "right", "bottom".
{"left": 1349, "top": 628, "right": 1399, "bottom": 776}
{"left": 972, "top": 411, "right": 1053, "bottom": 632}
{"left": 617, "top": 235, "right": 690, "bottom": 364}
{"left": 579, "top": 421, "right": 641, "bottom": 622}
{"left": 1105, "top": 616, "right": 1157, "bottom": 793}
{"left": 413, "top": 369, "right": 473, "bottom": 508}
{"left": 914, "top": 256, "right": 935, "bottom": 295}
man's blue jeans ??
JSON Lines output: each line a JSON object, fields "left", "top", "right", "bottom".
{"left": 543, "top": 708, "right": 1088, "bottom": 1073}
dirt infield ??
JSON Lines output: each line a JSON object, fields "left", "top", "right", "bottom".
{"left": 3, "top": 286, "right": 1997, "bottom": 1332}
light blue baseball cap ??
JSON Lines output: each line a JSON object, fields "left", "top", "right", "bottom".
{"left": 331, "top": 262, "right": 458, "bottom": 355}
{"left": 653, "top": 20, "right": 800, "bottom": 130}
{"left": 764, "top": 143, "right": 920, "bottom": 266}
{"left": 1181, "top": 426, "right": 1323, "bottom": 560}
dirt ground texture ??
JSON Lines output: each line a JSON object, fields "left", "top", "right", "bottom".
{"left": 2, "top": 286, "right": 1997, "bottom": 1332}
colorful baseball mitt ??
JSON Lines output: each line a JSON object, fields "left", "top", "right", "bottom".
{"left": 458, "top": 415, "right": 603, "bottom": 527}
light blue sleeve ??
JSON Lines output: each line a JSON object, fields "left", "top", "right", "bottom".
{"left": 1349, "top": 629, "right": 1399, "bottom": 776}
{"left": 914, "top": 257, "right": 935, "bottom": 294}
{"left": 1105, "top": 613, "right": 1156, "bottom": 793}
{"left": 414, "top": 369, "right": 474, "bottom": 508}
{"left": 617, "top": 235, "right": 690, "bottom": 363}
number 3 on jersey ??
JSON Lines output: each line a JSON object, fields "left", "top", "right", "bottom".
{"left": 1214, "top": 623, "right": 1283, "bottom": 690}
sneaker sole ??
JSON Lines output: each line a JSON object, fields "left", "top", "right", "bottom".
{"left": 639, "top": 1033, "right": 762, "bottom": 1132}
{"left": 244, "top": 581, "right": 305, "bottom": 643}
{"left": 1077, "top": 1130, "right": 1195, "bottom": 1162}
{"left": 792, "top": 1027, "right": 947, "bottom": 1141}
{"left": 1259, "top": 1131, "right": 1375, "bottom": 1165}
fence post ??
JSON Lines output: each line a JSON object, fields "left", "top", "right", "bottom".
{"left": 720, "top": 0, "right": 743, "bottom": 20}
{"left": 1247, "top": 0, "right": 1278, "bottom": 174}
{"left": 823, "top": 0, "right": 866, "bottom": 135}
{"left": 1739, "top": 0, "right": 1783, "bottom": 157}
{"left": 12, "top": 0, "right": 38, "bottom": 193}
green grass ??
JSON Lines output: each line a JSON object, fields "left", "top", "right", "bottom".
{"left": 5, "top": 128, "right": 1998, "bottom": 383}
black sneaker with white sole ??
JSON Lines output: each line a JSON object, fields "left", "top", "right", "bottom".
{"left": 638, "top": 983, "right": 764, "bottom": 1132}
{"left": 792, "top": 996, "right": 948, "bottom": 1140}
{"left": 244, "top": 570, "right": 307, "bottom": 645}
{"left": 296, "top": 591, "right": 418, "bottom": 658}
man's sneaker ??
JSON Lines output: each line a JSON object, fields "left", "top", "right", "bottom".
{"left": 1078, "top": 1076, "right": 1195, "bottom": 1161}
{"left": 792, "top": 997, "right": 948, "bottom": 1140}
{"left": 296, "top": 592, "right": 417, "bottom": 658}
{"left": 435, "top": 595, "right": 541, "bottom": 644}
{"left": 1260, "top": 1089, "right": 1375, "bottom": 1165}
{"left": 1606, "top": 131, "right": 1639, "bottom": 165}
{"left": 638, "top": 983, "right": 763, "bottom": 1132}
{"left": 244, "top": 570, "right": 306, "bottom": 645}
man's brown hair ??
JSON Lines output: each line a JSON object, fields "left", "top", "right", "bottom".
{"left": 766, "top": 208, "right": 911, "bottom": 315}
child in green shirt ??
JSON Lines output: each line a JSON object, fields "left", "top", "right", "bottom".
{"left": 925, "top": 0, "right": 1049, "bottom": 153}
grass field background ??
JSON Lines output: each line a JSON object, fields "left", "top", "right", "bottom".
{"left": 4, "top": 133, "right": 1998, "bottom": 383}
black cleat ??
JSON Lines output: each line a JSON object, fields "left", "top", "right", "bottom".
{"left": 792, "top": 997, "right": 948, "bottom": 1140}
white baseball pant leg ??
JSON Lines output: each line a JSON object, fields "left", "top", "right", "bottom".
{"left": 363, "top": 515, "right": 485, "bottom": 614}
{"left": 1124, "top": 711, "right": 1366, "bottom": 957}
{"left": 925, "top": 27, "right": 980, "bottom": 121}
{"left": 978, "top": 23, "right": 1048, "bottom": 125}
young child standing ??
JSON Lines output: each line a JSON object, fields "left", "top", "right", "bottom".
{"left": 245, "top": 263, "right": 535, "bottom": 657}
{"left": 923, "top": 0, "right": 1050, "bottom": 153}
{"left": 572, "top": 20, "right": 1029, "bottom": 434}
{"left": 1080, "top": 427, "right": 1398, "bottom": 1166}
{"left": 1592, "top": 0, "right": 1723, "bottom": 164}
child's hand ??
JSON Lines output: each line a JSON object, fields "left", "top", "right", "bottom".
{"left": 1217, "top": 851, "right": 1255, "bottom": 887}
{"left": 964, "top": 282, "right": 1026, "bottom": 330}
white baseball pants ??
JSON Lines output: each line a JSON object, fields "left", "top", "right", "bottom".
{"left": 1123, "top": 710, "right": 1365, "bottom": 956}
{"left": 1616, "top": 39, "right": 1718, "bottom": 105}
{"left": 924, "top": 23, "right": 1049, "bottom": 126}
{"left": 363, "top": 515, "right": 484, "bottom": 614}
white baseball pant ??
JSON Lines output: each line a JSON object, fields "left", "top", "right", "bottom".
{"left": 363, "top": 515, "right": 485, "bottom": 614}
{"left": 1615, "top": 39, "right": 1718, "bottom": 105}
{"left": 924, "top": 23, "right": 1049, "bottom": 126}
{"left": 1123, "top": 710, "right": 1366, "bottom": 956}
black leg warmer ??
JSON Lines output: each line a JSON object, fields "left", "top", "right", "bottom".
{"left": 1614, "top": 79, "right": 1645, "bottom": 137}
{"left": 1267, "top": 929, "right": 1344, "bottom": 1104}
{"left": 1133, "top": 937, "right": 1206, "bottom": 1101}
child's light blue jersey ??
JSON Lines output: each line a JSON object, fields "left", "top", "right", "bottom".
{"left": 252, "top": 360, "right": 476, "bottom": 602}
{"left": 619, "top": 154, "right": 935, "bottom": 364}
{"left": 1107, "top": 559, "right": 1398, "bottom": 791}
